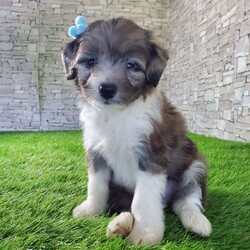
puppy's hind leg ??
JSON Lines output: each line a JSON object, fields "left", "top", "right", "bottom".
{"left": 172, "top": 161, "right": 212, "bottom": 237}
{"left": 172, "top": 187, "right": 212, "bottom": 237}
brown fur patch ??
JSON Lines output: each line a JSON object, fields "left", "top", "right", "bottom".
{"left": 149, "top": 94, "right": 199, "bottom": 181}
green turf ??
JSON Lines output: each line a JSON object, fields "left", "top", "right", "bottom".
{"left": 0, "top": 131, "right": 249, "bottom": 250}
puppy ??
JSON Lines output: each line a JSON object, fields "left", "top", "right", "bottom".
{"left": 61, "top": 17, "right": 212, "bottom": 245}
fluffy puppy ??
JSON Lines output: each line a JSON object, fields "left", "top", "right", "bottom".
{"left": 61, "top": 17, "right": 212, "bottom": 245}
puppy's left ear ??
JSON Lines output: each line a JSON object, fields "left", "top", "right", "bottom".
{"left": 146, "top": 43, "right": 169, "bottom": 87}
{"left": 61, "top": 39, "right": 80, "bottom": 80}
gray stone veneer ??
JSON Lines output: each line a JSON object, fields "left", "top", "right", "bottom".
{"left": 0, "top": 0, "right": 249, "bottom": 141}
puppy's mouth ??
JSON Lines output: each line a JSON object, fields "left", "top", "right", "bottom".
{"left": 104, "top": 99, "right": 112, "bottom": 105}
{"left": 102, "top": 98, "right": 123, "bottom": 106}
{"left": 85, "top": 94, "right": 122, "bottom": 110}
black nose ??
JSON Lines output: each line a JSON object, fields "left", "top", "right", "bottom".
{"left": 99, "top": 83, "right": 117, "bottom": 100}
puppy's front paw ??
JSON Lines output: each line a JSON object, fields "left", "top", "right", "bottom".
{"left": 127, "top": 221, "right": 164, "bottom": 245}
{"left": 180, "top": 208, "right": 212, "bottom": 237}
{"left": 106, "top": 212, "right": 134, "bottom": 238}
{"left": 73, "top": 200, "right": 103, "bottom": 218}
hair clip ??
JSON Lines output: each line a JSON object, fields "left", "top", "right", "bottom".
{"left": 68, "top": 16, "right": 88, "bottom": 39}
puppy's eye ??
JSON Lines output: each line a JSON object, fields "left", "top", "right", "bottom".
{"left": 127, "top": 61, "right": 141, "bottom": 72}
{"left": 87, "top": 58, "right": 97, "bottom": 67}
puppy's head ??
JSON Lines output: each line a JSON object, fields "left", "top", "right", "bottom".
{"left": 61, "top": 18, "right": 168, "bottom": 108}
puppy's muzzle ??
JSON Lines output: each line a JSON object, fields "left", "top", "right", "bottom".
{"left": 99, "top": 83, "right": 117, "bottom": 100}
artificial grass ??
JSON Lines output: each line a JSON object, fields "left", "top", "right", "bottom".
{"left": 0, "top": 131, "right": 249, "bottom": 250}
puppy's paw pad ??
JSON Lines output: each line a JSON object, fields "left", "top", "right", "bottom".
{"left": 181, "top": 209, "right": 212, "bottom": 237}
{"left": 128, "top": 224, "right": 163, "bottom": 245}
{"left": 107, "top": 212, "right": 134, "bottom": 238}
{"left": 73, "top": 201, "right": 101, "bottom": 218}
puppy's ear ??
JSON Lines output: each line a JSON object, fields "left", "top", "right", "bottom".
{"left": 61, "top": 39, "right": 80, "bottom": 80}
{"left": 146, "top": 43, "right": 169, "bottom": 87}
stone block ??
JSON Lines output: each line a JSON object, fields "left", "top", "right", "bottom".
{"left": 234, "top": 87, "right": 244, "bottom": 104}
{"left": 204, "top": 89, "right": 214, "bottom": 102}
{"left": 223, "top": 110, "right": 232, "bottom": 121}
{"left": 219, "top": 100, "right": 233, "bottom": 109}
{"left": 242, "top": 107, "right": 249, "bottom": 116}
{"left": 237, "top": 57, "right": 247, "bottom": 73}
{"left": 244, "top": 90, "right": 249, "bottom": 96}
{"left": 221, "top": 5, "right": 237, "bottom": 22}
{"left": 240, "top": 130, "right": 250, "bottom": 141}
{"left": 223, "top": 75, "right": 234, "bottom": 85}
{"left": 224, "top": 63, "right": 234, "bottom": 71}
{"left": 217, "top": 120, "right": 225, "bottom": 130}
{"left": 240, "top": 18, "right": 250, "bottom": 37}
{"left": 235, "top": 35, "right": 250, "bottom": 57}
{"left": 222, "top": 19, "right": 230, "bottom": 27}
{"left": 242, "top": 96, "right": 250, "bottom": 107}
{"left": 206, "top": 103, "right": 216, "bottom": 111}
{"left": 0, "top": 42, "right": 13, "bottom": 50}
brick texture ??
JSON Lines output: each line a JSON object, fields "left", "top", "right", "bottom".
{"left": 0, "top": 0, "right": 169, "bottom": 131}
{"left": 167, "top": 0, "right": 250, "bottom": 141}
{"left": 0, "top": 0, "right": 249, "bottom": 141}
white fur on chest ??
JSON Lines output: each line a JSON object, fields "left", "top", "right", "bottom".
{"left": 80, "top": 91, "right": 162, "bottom": 191}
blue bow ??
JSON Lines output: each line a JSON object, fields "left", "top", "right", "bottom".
{"left": 68, "top": 16, "right": 87, "bottom": 39}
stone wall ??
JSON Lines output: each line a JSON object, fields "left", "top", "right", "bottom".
{"left": 167, "top": 0, "right": 250, "bottom": 141}
{"left": 0, "top": 0, "right": 249, "bottom": 141}
{"left": 0, "top": 0, "right": 41, "bottom": 130}
{"left": 0, "top": 0, "right": 169, "bottom": 131}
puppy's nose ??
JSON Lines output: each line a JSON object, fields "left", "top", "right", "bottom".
{"left": 99, "top": 83, "right": 117, "bottom": 100}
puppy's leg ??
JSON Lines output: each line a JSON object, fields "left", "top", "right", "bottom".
{"left": 172, "top": 160, "right": 212, "bottom": 236}
{"left": 106, "top": 212, "right": 134, "bottom": 238}
{"left": 172, "top": 185, "right": 212, "bottom": 237}
{"left": 73, "top": 151, "right": 111, "bottom": 218}
{"left": 128, "top": 171, "right": 166, "bottom": 245}
{"left": 73, "top": 168, "right": 110, "bottom": 218}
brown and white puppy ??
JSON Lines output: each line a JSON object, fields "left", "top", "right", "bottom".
{"left": 61, "top": 17, "right": 212, "bottom": 245}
